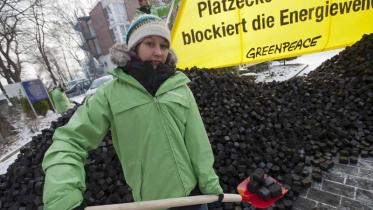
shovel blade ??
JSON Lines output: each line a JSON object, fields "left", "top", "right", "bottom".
{"left": 237, "top": 176, "right": 288, "bottom": 209}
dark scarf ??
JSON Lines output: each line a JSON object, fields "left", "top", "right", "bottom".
{"left": 121, "top": 59, "right": 176, "bottom": 96}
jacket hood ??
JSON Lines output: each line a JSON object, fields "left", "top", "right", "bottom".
{"left": 110, "top": 43, "right": 178, "bottom": 68}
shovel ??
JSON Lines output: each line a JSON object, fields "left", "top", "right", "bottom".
{"left": 86, "top": 176, "right": 288, "bottom": 210}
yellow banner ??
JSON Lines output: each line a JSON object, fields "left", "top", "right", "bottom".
{"left": 171, "top": 0, "right": 373, "bottom": 69}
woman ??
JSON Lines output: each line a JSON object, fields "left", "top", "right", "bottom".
{"left": 42, "top": 15, "right": 223, "bottom": 210}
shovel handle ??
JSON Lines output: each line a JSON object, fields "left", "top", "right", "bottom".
{"left": 85, "top": 194, "right": 242, "bottom": 210}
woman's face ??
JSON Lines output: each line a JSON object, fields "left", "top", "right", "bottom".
{"left": 137, "top": 36, "right": 170, "bottom": 68}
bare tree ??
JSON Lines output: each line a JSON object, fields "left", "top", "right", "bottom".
{"left": 48, "top": 4, "right": 85, "bottom": 78}
{"left": 0, "top": 23, "right": 22, "bottom": 84}
{"left": 60, "top": 47, "right": 73, "bottom": 80}
{"left": 48, "top": 23, "right": 81, "bottom": 81}
{"left": 49, "top": 49, "right": 68, "bottom": 85}
{"left": 0, "top": 0, "right": 88, "bottom": 100}
{"left": 1, "top": 0, "right": 90, "bottom": 89}
{"left": 0, "top": 0, "right": 35, "bottom": 84}
{"left": 0, "top": 81, "right": 10, "bottom": 100}
{"left": 28, "top": 0, "right": 87, "bottom": 85}
{"left": 31, "top": 1, "right": 58, "bottom": 86}
{"left": 0, "top": 0, "right": 39, "bottom": 101}
{"left": 30, "top": 45, "right": 71, "bottom": 86}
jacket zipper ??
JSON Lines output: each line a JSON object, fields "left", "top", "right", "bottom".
{"left": 153, "top": 96, "right": 188, "bottom": 195}
{"left": 154, "top": 97, "right": 159, "bottom": 110}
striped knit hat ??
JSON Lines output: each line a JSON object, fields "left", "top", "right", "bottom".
{"left": 126, "top": 15, "right": 171, "bottom": 50}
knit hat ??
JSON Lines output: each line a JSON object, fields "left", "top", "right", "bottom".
{"left": 126, "top": 15, "right": 171, "bottom": 50}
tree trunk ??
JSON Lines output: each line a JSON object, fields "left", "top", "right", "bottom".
{"left": 0, "top": 55, "right": 15, "bottom": 84}
{"left": 43, "top": 53, "right": 58, "bottom": 86}
{"left": 0, "top": 81, "right": 10, "bottom": 101}
{"left": 61, "top": 47, "right": 73, "bottom": 80}
{"left": 13, "top": 39, "right": 22, "bottom": 82}
{"left": 0, "top": 111, "right": 14, "bottom": 140}
{"left": 33, "top": 3, "right": 58, "bottom": 86}
{"left": 52, "top": 58, "right": 67, "bottom": 85}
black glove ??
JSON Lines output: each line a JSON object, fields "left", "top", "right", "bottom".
{"left": 218, "top": 194, "right": 224, "bottom": 203}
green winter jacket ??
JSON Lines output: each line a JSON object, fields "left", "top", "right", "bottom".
{"left": 42, "top": 68, "right": 223, "bottom": 210}
{"left": 50, "top": 88, "right": 73, "bottom": 114}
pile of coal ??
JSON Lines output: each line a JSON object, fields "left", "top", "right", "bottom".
{"left": 0, "top": 33, "right": 372, "bottom": 210}
{"left": 185, "top": 33, "right": 373, "bottom": 209}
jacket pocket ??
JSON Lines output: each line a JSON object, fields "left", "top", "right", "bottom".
{"left": 159, "top": 90, "right": 190, "bottom": 109}
{"left": 111, "top": 99, "right": 151, "bottom": 115}
{"left": 125, "top": 161, "right": 143, "bottom": 201}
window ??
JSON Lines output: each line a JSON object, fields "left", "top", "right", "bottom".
{"left": 111, "top": 3, "right": 127, "bottom": 23}
{"left": 88, "top": 21, "right": 96, "bottom": 37}
{"left": 104, "top": 7, "right": 114, "bottom": 23}
{"left": 109, "top": 29, "right": 116, "bottom": 43}
{"left": 94, "top": 39, "right": 102, "bottom": 55}
{"left": 119, "top": 25, "right": 127, "bottom": 42}
{"left": 103, "top": 8, "right": 108, "bottom": 19}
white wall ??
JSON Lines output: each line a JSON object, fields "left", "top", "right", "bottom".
{"left": 4, "top": 83, "right": 22, "bottom": 98}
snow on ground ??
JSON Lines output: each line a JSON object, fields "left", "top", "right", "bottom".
{"left": 286, "top": 49, "right": 344, "bottom": 76}
{"left": 254, "top": 64, "right": 308, "bottom": 83}
{"left": 70, "top": 94, "right": 86, "bottom": 104}
{"left": 0, "top": 110, "right": 59, "bottom": 158}
{"left": 0, "top": 93, "right": 88, "bottom": 174}
{"left": 0, "top": 110, "right": 59, "bottom": 174}
{"left": 0, "top": 151, "right": 18, "bottom": 174}
{"left": 245, "top": 49, "right": 344, "bottom": 83}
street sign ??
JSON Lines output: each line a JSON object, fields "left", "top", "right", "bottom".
{"left": 21, "top": 79, "right": 53, "bottom": 117}
{"left": 21, "top": 79, "right": 49, "bottom": 104}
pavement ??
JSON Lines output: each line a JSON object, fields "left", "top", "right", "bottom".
{"left": 294, "top": 157, "right": 373, "bottom": 210}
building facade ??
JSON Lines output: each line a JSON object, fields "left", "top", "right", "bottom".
{"left": 75, "top": 0, "right": 140, "bottom": 74}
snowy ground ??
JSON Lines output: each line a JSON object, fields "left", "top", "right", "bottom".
{"left": 286, "top": 49, "right": 344, "bottom": 76}
{"left": 254, "top": 64, "right": 308, "bottom": 83}
{"left": 0, "top": 94, "right": 86, "bottom": 174}
{"left": 70, "top": 94, "right": 86, "bottom": 104}
{"left": 0, "top": 49, "right": 344, "bottom": 174}
{"left": 0, "top": 111, "right": 59, "bottom": 174}
{"left": 242, "top": 49, "right": 344, "bottom": 83}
